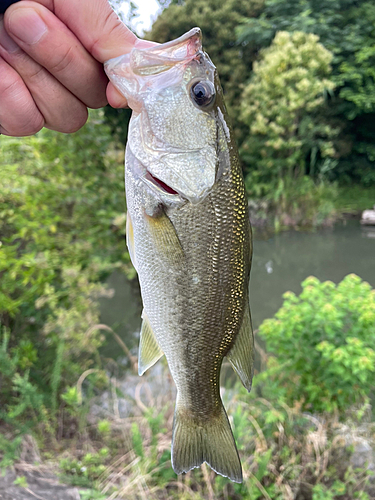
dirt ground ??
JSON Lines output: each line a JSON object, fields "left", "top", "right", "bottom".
{"left": 0, "top": 466, "right": 81, "bottom": 500}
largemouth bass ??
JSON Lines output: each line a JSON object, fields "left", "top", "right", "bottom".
{"left": 105, "top": 28, "right": 253, "bottom": 483}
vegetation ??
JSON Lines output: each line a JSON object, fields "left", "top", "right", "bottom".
{"left": 240, "top": 31, "right": 337, "bottom": 188}
{"left": 46, "top": 365, "right": 374, "bottom": 499}
{"left": 1, "top": 0, "right": 375, "bottom": 497}
{"left": 236, "top": 0, "right": 375, "bottom": 187}
{"left": 239, "top": 30, "right": 339, "bottom": 225}
{"left": 1, "top": 113, "right": 374, "bottom": 498}
{"left": 0, "top": 110, "right": 132, "bottom": 437}
{"left": 258, "top": 275, "right": 375, "bottom": 413}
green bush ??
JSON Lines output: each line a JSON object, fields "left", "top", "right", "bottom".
{"left": 0, "top": 110, "right": 130, "bottom": 431}
{"left": 258, "top": 274, "right": 375, "bottom": 413}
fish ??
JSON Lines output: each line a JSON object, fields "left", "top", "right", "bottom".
{"left": 104, "top": 27, "right": 253, "bottom": 483}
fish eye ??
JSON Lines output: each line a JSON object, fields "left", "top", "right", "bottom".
{"left": 190, "top": 81, "right": 215, "bottom": 109}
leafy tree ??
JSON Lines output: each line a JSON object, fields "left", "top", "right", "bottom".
{"left": 237, "top": 0, "right": 375, "bottom": 185}
{"left": 240, "top": 31, "right": 339, "bottom": 197}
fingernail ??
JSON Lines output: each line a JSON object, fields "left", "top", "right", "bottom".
{"left": 8, "top": 8, "right": 47, "bottom": 45}
{"left": 0, "top": 17, "right": 19, "bottom": 53}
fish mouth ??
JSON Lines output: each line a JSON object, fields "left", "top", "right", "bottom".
{"left": 144, "top": 171, "right": 180, "bottom": 197}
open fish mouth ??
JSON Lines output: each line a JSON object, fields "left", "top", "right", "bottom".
{"left": 142, "top": 168, "right": 213, "bottom": 205}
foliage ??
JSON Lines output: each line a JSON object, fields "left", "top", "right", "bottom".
{"left": 59, "top": 448, "right": 110, "bottom": 487}
{"left": 79, "top": 489, "right": 108, "bottom": 500}
{"left": 249, "top": 176, "right": 338, "bottom": 231}
{"left": 237, "top": 0, "right": 375, "bottom": 185}
{"left": 312, "top": 480, "right": 370, "bottom": 500}
{"left": 0, "top": 110, "right": 131, "bottom": 429}
{"left": 0, "top": 433, "right": 22, "bottom": 468}
{"left": 239, "top": 30, "right": 340, "bottom": 227}
{"left": 258, "top": 274, "right": 375, "bottom": 413}
{"left": 237, "top": 0, "right": 375, "bottom": 118}
{"left": 335, "top": 185, "right": 375, "bottom": 214}
{"left": 240, "top": 31, "right": 339, "bottom": 195}
{"left": 13, "top": 476, "right": 28, "bottom": 488}
{"left": 0, "top": 327, "right": 46, "bottom": 430}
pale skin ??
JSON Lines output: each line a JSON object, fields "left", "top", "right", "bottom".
{"left": 0, "top": 0, "right": 154, "bottom": 136}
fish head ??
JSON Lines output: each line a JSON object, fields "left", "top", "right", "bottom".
{"left": 105, "top": 28, "right": 231, "bottom": 206}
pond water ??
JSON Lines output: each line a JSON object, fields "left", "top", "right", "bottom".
{"left": 99, "top": 220, "right": 375, "bottom": 367}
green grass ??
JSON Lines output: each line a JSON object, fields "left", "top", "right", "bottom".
{"left": 335, "top": 185, "right": 375, "bottom": 214}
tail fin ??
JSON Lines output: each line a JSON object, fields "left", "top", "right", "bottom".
{"left": 171, "top": 403, "right": 242, "bottom": 483}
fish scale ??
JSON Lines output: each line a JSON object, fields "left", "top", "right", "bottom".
{"left": 105, "top": 27, "right": 253, "bottom": 483}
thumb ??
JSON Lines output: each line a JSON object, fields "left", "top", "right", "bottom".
{"left": 29, "top": 0, "right": 140, "bottom": 62}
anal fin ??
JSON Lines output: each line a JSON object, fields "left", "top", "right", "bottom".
{"left": 226, "top": 299, "right": 254, "bottom": 392}
{"left": 138, "top": 311, "right": 164, "bottom": 376}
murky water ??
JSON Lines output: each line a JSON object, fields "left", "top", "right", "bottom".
{"left": 100, "top": 220, "right": 375, "bottom": 366}
{"left": 250, "top": 220, "right": 375, "bottom": 330}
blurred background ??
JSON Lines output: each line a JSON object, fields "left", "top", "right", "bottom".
{"left": 1, "top": 0, "right": 375, "bottom": 498}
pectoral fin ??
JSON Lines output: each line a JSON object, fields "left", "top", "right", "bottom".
{"left": 226, "top": 301, "right": 254, "bottom": 392}
{"left": 138, "top": 312, "right": 164, "bottom": 376}
{"left": 144, "top": 210, "right": 184, "bottom": 267}
{"left": 126, "top": 212, "right": 137, "bottom": 271}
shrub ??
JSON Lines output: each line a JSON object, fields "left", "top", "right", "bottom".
{"left": 0, "top": 110, "right": 129, "bottom": 430}
{"left": 258, "top": 274, "right": 375, "bottom": 413}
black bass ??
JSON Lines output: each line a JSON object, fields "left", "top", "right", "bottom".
{"left": 105, "top": 28, "right": 253, "bottom": 483}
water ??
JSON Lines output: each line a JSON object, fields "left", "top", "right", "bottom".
{"left": 250, "top": 220, "right": 375, "bottom": 330}
{"left": 100, "top": 220, "right": 375, "bottom": 365}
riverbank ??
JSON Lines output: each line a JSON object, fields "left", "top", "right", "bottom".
{"left": 2, "top": 360, "right": 374, "bottom": 500}
{"left": 248, "top": 185, "right": 375, "bottom": 234}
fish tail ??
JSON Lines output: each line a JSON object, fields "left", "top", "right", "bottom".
{"left": 171, "top": 401, "right": 242, "bottom": 483}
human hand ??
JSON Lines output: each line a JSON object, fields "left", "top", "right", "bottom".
{"left": 0, "top": 0, "right": 151, "bottom": 136}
